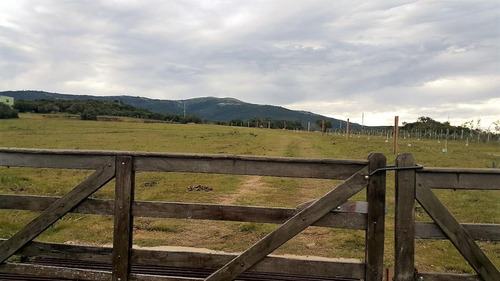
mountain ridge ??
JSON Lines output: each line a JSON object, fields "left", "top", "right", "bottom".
{"left": 2, "top": 90, "right": 362, "bottom": 130}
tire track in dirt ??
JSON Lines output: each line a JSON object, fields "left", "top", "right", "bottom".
{"left": 219, "top": 176, "right": 268, "bottom": 205}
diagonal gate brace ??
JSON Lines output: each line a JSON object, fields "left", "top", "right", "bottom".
{"left": 0, "top": 160, "right": 116, "bottom": 263}
{"left": 205, "top": 166, "right": 369, "bottom": 281}
{"left": 416, "top": 184, "right": 500, "bottom": 281}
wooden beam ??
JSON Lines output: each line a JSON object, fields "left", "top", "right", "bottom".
{"left": 0, "top": 263, "right": 203, "bottom": 281}
{"left": 0, "top": 161, "right": 116, "bottom": 263}
{"left": 3, "top": 240, "right": 365, "bottom": 279}
{"left": 365, "top": 153, "right": 386, "bottom": 281}
{"left": 1, "top": 239, "right": 112, "bottom": 262}
{"left": 0, "top": 148, "right": 367, "bottom": 179}
{"left": 416, "top": 184, "right": 500, "bottom": 281}
{"left": 415, "top": 222, "right": 500, "bottom": 241}
{"left": 132, "top": 250, "right": 365, "bottom": 279}
{"left": 133, "top": 156, "right": 366, "bottom": 179}
{"left": 416, "top": 169, "right": 500, "bottom": 190}
{"left": 418, "top": 273, "right": 481, "bottom": 281}
{"left": 393, "top": 116, "right": 399, "bottom": 154}
{"left": 0, "top": 150, "right": 113, "bottom": 170}
{"left": 394, "top": 153, "right": 416, "bottom": 281}
{"left": 0, "top": 263, "right": 110, "bottom": 280}
{"left": 346, "top": 118, "right": 350, "bottom": 141}
{"left": 0, "top": 195, "right": 368, "bottom": 229}
{"left": 112, "top": 156, "right": 135, "bottom": 281}
{"left": 204, "top": 166, "right": 369, "bottom": 281}
{"left": 0, "top": 195, "right": 115, "bottom": 215}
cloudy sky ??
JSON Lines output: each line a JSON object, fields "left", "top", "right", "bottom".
{"left": 1, "top": 1, "right": 499, "bottom": 128}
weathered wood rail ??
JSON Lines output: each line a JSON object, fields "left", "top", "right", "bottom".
{"left": 0, "top": 148, "right": 387, "bottom": 281}
{"left": 2, "top": 148, "right": 497, "bottom": 281}
{"left": 394, "top": 153, "right": 500, "bottom": 281}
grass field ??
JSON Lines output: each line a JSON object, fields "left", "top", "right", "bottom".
{"left": 0, "top": 113, "right": 499, "bottom": 273}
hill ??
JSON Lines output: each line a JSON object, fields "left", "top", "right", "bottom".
{"left": 2, "top": 90, "right": 361, "bottom": 130}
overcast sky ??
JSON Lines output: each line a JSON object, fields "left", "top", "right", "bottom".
{"left": 1, "top": 1, "right": 499, "bottom": 128}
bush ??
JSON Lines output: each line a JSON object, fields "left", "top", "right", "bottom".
{"left": 0, "top": 103, "right": 19, "bottom": 119}
{"left": 80, "top": 109, "right": 98, "bottom": 120}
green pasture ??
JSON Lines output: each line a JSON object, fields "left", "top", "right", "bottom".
{"left": 0, "top": 113, "right": 498, "bottom": 273}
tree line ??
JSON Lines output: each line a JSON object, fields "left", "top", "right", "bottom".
{"left": 213, "top": 118, "right": 304, "bottom": 130}
{"left": 9, "top": 100, "right": 309, "bottom": 130}
{"left": 12, "top": 99, "right": 202, "bottom": 123}
{"left": 402, "top": 116, "right": 499, "bottom": 135}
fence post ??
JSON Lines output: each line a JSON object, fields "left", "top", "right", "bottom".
{"left": 394, "top": 154, "right": 416, "bottom": 281}
{"left": 112, "top": 156, "right": 135, "bottom": 281}
{"left": 366, "top": 153, "right": 386, "bottom": 281}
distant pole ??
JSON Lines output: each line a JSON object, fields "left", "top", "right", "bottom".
{"left": 256, "top": 120, "right": 259, "bottom": 128}
{"left": 183, "top": 102, "right": 186, "bottom": 118}
{"left": 284, "top": 121, "right": 287, "bottom": 131}
{"left": 346, "top": 118, "right": 350, "bottom": 141}
{"left": 393, "top": 116, "right": 399, "bottom": 154}
{"left": 307, "top": 121, "right": 311, "bottom": 132}
{"left": 268, "top": 121, "right": 271, "bottom": 129}
{"left": 322, "top": 120, "right": 325, "bottom": 136}
{"left": 361, "top": 112, "right": 364, "bottom": 135}
{"left": 444, "top": 128, "right": 449, "bottom": 153}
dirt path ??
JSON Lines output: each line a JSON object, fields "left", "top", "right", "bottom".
{"left": 219, "top": 176, "right": 268, "bottom": 205}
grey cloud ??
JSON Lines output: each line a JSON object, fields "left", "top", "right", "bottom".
{"left": 0, "top": 0, "right": 498, "bottom": 126}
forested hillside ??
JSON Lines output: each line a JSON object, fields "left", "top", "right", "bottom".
{"left": 13, "top": 99, "right": 201, "bottom": 123}
{"left": 3, "top": 90, "right": 358, "bottom": 130}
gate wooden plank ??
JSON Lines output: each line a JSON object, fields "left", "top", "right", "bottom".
{"left": 394, "top": 154, "right": 416, "bottom": 281}
{"left": 204, "top": 166, "right": 369, "bottom": 281}
{"left": 416, "top": 184, "right": 500, "bottom": 281}
{"left": 112, "top": 156, "right": 135, "bottom": 281}
{"left": 419, "top": 273, "right": 481, "bottom": 281}
{"left": 0, "top": 160, "right": 116, "bottom": 264}
{"left": 0, "top": 151, "right": 114, "bottom": 170}
{"left": 0, "top": 194, "right": 368, "bottom": 229}
{"left": 134, "top": 155, "right": 367, "bottom": 179}
{"left": 0, "top": 263, "right": 111, "bottom": 280}
{"left": 415, "top": 222, "right": 500, "bottom": 241}
{"left": 0, "top": 263, "right": 204, "bottom": 281}
{"left": 2, "top": 239, "right": 365, "bottom": 279}
{"left": 416, "top": 168, "right": 500, "bottom": 190}
{"left": 365, "top": 153, "right": 386, "bottom": 281}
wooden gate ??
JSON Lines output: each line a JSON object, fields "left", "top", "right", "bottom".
{"left": 0, "top": 148, "right": 387, "bottom": 281}
{"left": 394, "top": 153, "right": 500, "bottom": 281}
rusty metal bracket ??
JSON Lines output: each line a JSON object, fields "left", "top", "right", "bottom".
{"left": 369, "top": 165, "right": 423, "bottom": 176}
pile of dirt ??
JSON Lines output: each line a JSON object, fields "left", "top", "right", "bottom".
{"left": 187, "top": 184, "right": 213, "bottom": 192}
{"left": 143, "top": 181, "right": 159, "bottom": 187}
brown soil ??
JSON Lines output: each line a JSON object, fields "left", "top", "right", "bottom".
{"left": 219, "top": 176, "right": 268, "bottom": 205}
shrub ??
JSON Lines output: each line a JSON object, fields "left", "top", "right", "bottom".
{"left": 80, "top": 109, "right": 98, "bottom": 120}
{"left": 0, "top": 103, "right": 19, "bottom": 119}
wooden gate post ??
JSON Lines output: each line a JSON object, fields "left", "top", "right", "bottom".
{"left": 394, "top": 154, "right": 416, "bottom": 281}
{"left": 366, "top": 153, "right": 386, "bottom": 281}
{"left": 112, "top": 156, "right": 135, "bottom": 281}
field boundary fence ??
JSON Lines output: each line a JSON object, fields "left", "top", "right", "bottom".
{"left": 394, "top": 153, "right": 500, "bottom": 281}
{"left": 1, "top": 148, "right": 498, "bottom": 280}
{"left": 0, "top": 148, "right": 386, "bottom": 281}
